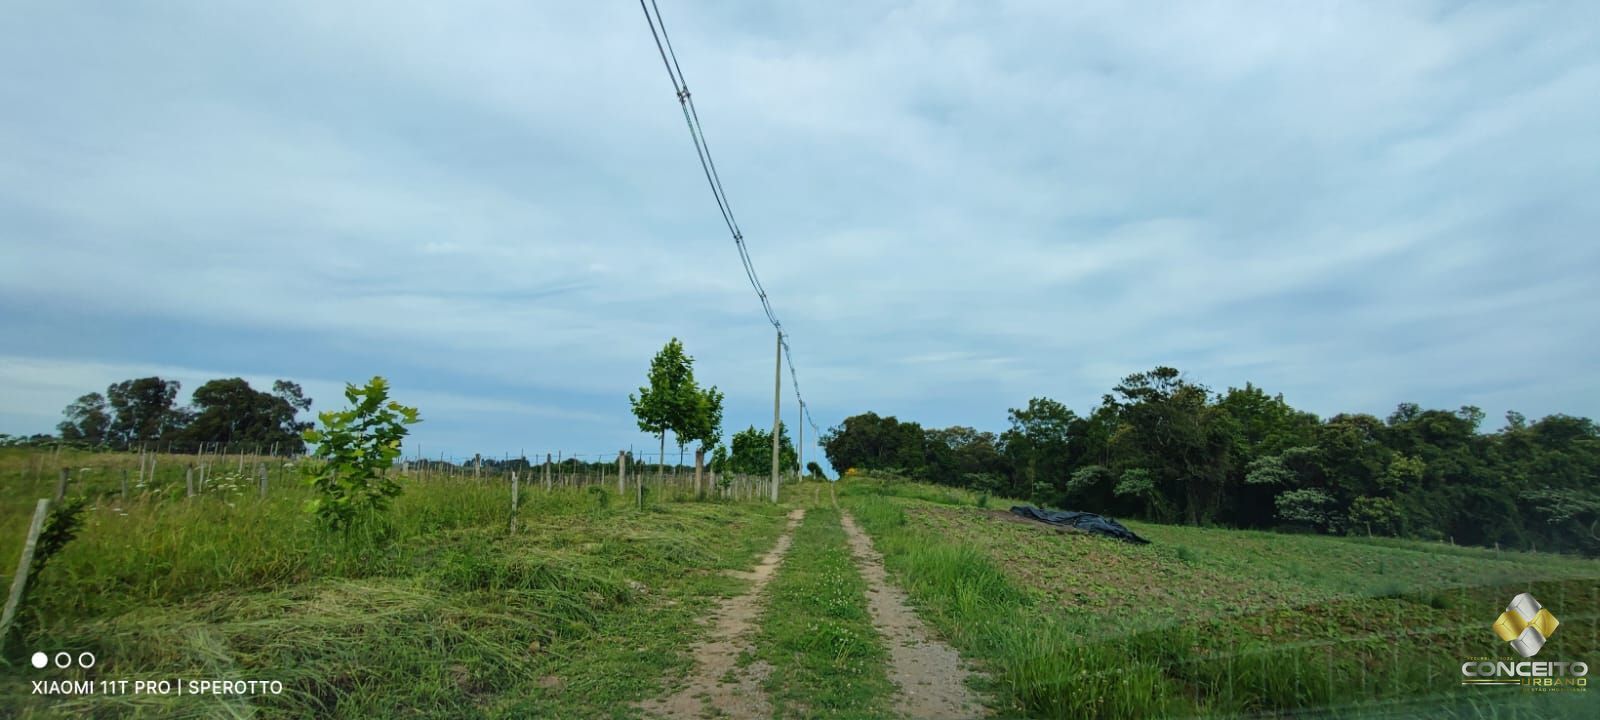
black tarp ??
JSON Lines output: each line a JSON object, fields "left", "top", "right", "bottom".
{"left": 1009, "top": 505, "right": 1150, "bottom": 544}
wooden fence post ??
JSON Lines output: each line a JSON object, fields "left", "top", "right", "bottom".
{"left": 54, "top": 468, "right": 68, "bottom": 502}
{"left": 617, "top": 451, "right": 626, "bottom": 495}
{"left": 186, "top": 466, "right": 195, "bottom": 498}
{"left": 0, "top": 499, "right": 50, "bottom": 656}
{"left": 258, "top": 463, "right": 268, "bottom": 498}
{"left": 510, "top": 471, "right": 520, "bottom": 533}
{"left": 694, "top": 448, "right": 705, "bottom": 498}
{"left": 544, "top": 454, "right": 552, "bottom": 492}
{"left": 121, "top": 469, "right": 129, "bottom": 501}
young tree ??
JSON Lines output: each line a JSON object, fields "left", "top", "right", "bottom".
{"left": 729, "top": 424, "right": 798, "bottom": 476}
{"left": 680, "top": 385, "right": 725, "bottom": 470}
{"left": 629, "top": 339, "right": 706, "bottom": 479}
{"left": 302, "top": 376, "right": 420, "bottom": 531}
{"left": 710, "top": 444, "right": 730, "bottom": 475}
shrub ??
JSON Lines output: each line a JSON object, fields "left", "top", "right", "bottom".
{"left": 301, "top": 377, "right": 420, "bottom": 531}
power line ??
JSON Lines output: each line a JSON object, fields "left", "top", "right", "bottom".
{"left": 638, "top": 0, "right": 823, "bottom": 441}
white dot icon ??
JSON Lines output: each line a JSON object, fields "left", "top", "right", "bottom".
{"left": 31, "top": 652, "right": 48, "bottom": 669}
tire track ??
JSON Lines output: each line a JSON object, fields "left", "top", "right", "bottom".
{"left": 641, "top": 507, "right": 806, "bottom": 719}
{"left": 840, "top": 510, "right": 987, "bottom": 719}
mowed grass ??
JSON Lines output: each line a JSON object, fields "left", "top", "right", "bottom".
{"left": 842, "top": 480, "right": 1600, "bottom": 719}
{"left": 0, "top": 448, "right": 791, "bottom": 718}
{"left": 754, "top": 505, "right": 895, "bottom": 720}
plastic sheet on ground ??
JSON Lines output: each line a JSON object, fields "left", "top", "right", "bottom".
{"left": 1008, "top": 505, "right": 1151, "bottom": 544}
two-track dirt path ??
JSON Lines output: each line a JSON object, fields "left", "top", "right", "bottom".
{"left": 640, "top": 507, "right": 806, "bottom": 720}
{"left": 840, "top": 510, "right": 988, "bottom": 719}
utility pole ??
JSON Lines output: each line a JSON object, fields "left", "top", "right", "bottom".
{"left": 797, "top": 402, "right": 804, "bottom": 482}
{"left": 770, "top": 330, "right": 782, "bottom": 503}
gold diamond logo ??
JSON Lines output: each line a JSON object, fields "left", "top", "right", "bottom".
{"left": 1492, "top": 593, "right": 1559, "bottom": 657}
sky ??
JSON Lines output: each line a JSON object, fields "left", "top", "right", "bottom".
{"left": 2, "top": 1, "right": 1597, "bottom": 469}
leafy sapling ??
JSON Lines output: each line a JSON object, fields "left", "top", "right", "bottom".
{"left": 301, "top": 376, "right": 420, "bottom": 531}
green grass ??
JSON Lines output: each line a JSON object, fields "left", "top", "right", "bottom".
{"left": 841, "top": 480, "right": 1600, "bottom": 719}
{"left": 754, "top": 506, "right": 895, "bottom": 719}
{"left": 0, "top": 448, "right": 792, "bottom": 718}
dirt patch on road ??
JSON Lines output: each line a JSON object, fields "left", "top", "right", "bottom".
{"left": 640, "top": 507, "right": 806, "bottom": 720}
{"left": 840, "top": 510, "right": 987, "bottom": 719}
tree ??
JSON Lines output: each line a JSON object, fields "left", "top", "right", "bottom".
{"left": 57, "top": 393, "right": 111, "bottom": 445}
{"left": 924, "top": 426, "right": 1006, "bottom": 488}
{"left": 729, "top": 424, "right": 798, "bottom": 476}
{"left": 1001, "top": 398, "right": 1078, "bottom": 501}
{"left": 302, "top": 376, "right": 420, "bottom": 531}
{"left": 682, "top": 386, "right": 725, "bottom": 458}
{"left": 105, "top": 377, "right": 184, "bottom": 448}
{"left": 175, "top": 378, "right": 313, "bottom": 453}
{"left": 273, "top": 380, "right": 313, "bottom": 412}
{"left": 805, "top": 461, "right": 826, "bottom": 480}
{"left": 1104, "top": 367, "right": 1235, "bottom": 524}
{"left": 1276, "top": 488, "right": 1337, "bottom": 531}
{"left": 629, "top": 339, "right": 701, "bottom": 480}
{"left": 820, "top": 412, "right": 925, "bottom": 475}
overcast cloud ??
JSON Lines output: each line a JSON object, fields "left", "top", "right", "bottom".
{"left": 2, "top": 1, "right": 1596, "bottom": 466}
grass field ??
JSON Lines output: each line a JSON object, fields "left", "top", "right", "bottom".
{"left": 840, "top": 479, "right": 1600, "bottom": 719}
{"left": 0, "top": 448, "right": 790, "bottom": 718}
{"left": 2, "top": 450, "right": 1596, "bottom": 718}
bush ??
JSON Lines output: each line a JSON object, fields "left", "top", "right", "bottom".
{"left": 302, "top": 377, "right": 420, "bottom": 531}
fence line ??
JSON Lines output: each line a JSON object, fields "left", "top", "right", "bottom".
{"left": 10, "top": 447, "right": 807, "bottom": 506}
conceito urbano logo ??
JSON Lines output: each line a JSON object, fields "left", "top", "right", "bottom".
{"left": 1493, "top": 593, "right": 1559, "bottom": 657}
{"left": 1460, "top": 592, "right": 1587, "bottom": 690}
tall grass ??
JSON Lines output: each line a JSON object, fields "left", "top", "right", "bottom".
{"left": 0, "top": 448, "right": 793, "bottom": 718}
{"left": 843, "top": 492, "right": 1600, "bottom": 719}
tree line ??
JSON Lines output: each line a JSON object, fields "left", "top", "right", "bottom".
{"left": 53, "top": 376, "right": 314, "bottom": 453}
{"left": 821, "top": 366, "right": 1600, "bottom": 555}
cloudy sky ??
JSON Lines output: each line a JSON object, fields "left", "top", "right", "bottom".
{"left": 2, "top": 1, "right": 1596, "bottom": 467}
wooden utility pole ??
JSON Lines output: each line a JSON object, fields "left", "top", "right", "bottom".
{"left": 798, "top": 403, "right": 804, "bottom": 482}
{"left": 770, "top": 330, "right": 782, "bottom": 503}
